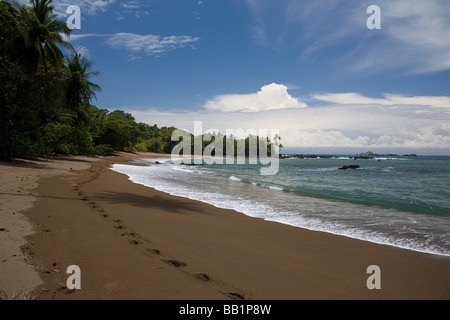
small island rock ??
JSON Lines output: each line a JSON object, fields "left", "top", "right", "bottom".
{"left": 338, "top": 165, "right": 361, "bottom": 170}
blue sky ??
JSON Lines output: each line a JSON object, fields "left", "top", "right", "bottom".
{"left": 47, "top": 0, "right": 450, "bottom": 153}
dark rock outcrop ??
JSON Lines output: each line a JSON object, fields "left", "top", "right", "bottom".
{"left": 338, "top": 165, "right": 361, "bottom": 170}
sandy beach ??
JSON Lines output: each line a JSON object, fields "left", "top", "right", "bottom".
{"left": 1, "top": 152, "right": 449, "bottom": 300}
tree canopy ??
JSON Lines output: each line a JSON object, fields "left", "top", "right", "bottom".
{"left": 0, "top": 0, "right": 178, "bottom": 159}
{"left": 1, "top": 0, "right": 280, "bottom": 160}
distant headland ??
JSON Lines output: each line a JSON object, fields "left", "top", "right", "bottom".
{"left": 352, "top": 151, "right": 417, "bottom": 159}
{"left": 280, "top": 151, "right": 417, "bottom": 160}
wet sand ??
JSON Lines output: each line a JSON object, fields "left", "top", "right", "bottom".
{"left": 1, "top": 152, "right": 449, "bottom": 299}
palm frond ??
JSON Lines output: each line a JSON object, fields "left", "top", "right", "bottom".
{"left": 0, "top": 289, "right": 38, "bottom": 300}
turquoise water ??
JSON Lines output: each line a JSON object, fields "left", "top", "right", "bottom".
{"left": 211, "top": 156, "right": 450, "bottom": 217}
{"left": 112, "top": 155, "right": 450, "bottom": 256}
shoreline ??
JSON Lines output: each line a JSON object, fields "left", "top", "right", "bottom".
{"left": 112, "top": 158, "right": 450, "bottom": 257}
{"left": 1, "top": 152, "right": 449, "bottom": 299}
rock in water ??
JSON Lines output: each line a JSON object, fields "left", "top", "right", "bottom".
{"left": 338, "top": 165, "right": 361, "bottom": 170}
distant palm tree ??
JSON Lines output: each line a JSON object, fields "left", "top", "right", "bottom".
{"left": 40, "top": 53, "right": 100, "bottom": 128}
{"left": 65, "top": 53, "right": 101, "bottom": 115}
{"left": 18, "top": 0, "right": 73, "bottom": 74}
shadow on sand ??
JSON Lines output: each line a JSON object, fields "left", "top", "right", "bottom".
{"left": 92, "top": 191, "right": 212, "bottom": 215}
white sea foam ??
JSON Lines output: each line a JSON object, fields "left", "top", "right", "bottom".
{"left": 110, "top": 161, "right": 450, "bottom": 257}
{"left": 268, "top": 185, "right": 283, "bottom": 191}
{"left": 172, "top": 166, "right": 194, "bottom": 173}
{"left": 372, "top": 157, "right": 410, "bottom": 161}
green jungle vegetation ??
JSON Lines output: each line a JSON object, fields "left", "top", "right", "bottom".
{"left": 1, "top": 0, "right": 281, "bottom": 160}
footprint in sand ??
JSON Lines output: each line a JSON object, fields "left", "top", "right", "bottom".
{"left": 196, "top": 273, "right": 211, "bottom": 281}
{"left": 120, "top": 232, "right": 135, "bottom": 237}
{"left": 163, "top": 259, "right": 187, "bottom": 268}
{"left": 129, "top": 239, "right": 143, "bottom": 246}
{"left": 57, "top": 286, "right": 75, "bottom": 295}
{"left": 226, "top": 292, "right": 246, "bottom": 300}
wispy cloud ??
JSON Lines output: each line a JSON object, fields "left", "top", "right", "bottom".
{"left": 107, "top": 33, "right": 200, "bottom": 57}
{"left": 50, "top": 0, "right": 117, "bottom": 16}
{"left": 313, "top": 93, "right": 450, "bottom": 109}
{"left": 65, "top": 33, "right": 104, "bottom": 41}
{"left": 65, "top": 32, "right": 200, "bottom": 59}
{"left": 73, "top": 45, "right": 90, "bottom": 58}
{"left": 116, "top": 0, "right": 151, "bottom": 20}
{"left": 17, "top": 0, "right": 147, "bottom": 20}
{"left": 17, "top": 0, "right": 123, "bottom": 19}
{"left": 243, "top": 0, "right": 450, "bottom": 75}
{"left": 121, "top": 1, "right": 140, "bottom": 10}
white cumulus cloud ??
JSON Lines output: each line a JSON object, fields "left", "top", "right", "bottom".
{"left": 204, "top": 83, "right": 308, "bottom": 113}
{"left": 123, "top": 91, "right": 450, "bottom": 154}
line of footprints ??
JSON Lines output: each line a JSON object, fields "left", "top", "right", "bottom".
{"left": 71, "top": 182, "right": 247, "bottom": 300}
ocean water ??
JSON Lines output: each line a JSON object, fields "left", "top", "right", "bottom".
{"left": 111, "top": 155, "right": 450, "bottom": 256}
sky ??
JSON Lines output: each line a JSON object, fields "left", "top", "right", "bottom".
{"left": 35, "top": 0, "right": 450, "bottom": 154}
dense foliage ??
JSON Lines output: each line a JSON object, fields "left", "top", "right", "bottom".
{"left": 1, "top": 0, "right": 281, "bottom": 160}
{"left": 0, "top": 0, "right": 178, "bottom": 159}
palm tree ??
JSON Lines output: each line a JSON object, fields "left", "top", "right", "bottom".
{"left": 18, "top": 0, "right": 73, "bottom": 74}
{"left": 65, "top": 53, "right": 101, "bottom": 115}
{"left": 40, "top": 53, "right": 100, "bottom": 128}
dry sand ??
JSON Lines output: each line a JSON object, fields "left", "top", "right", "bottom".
{"left": 1, "top": 152, "right": 449, "bottom": 299}
{"left": 0, "top": 155, "right": 95, "bottom": 298}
